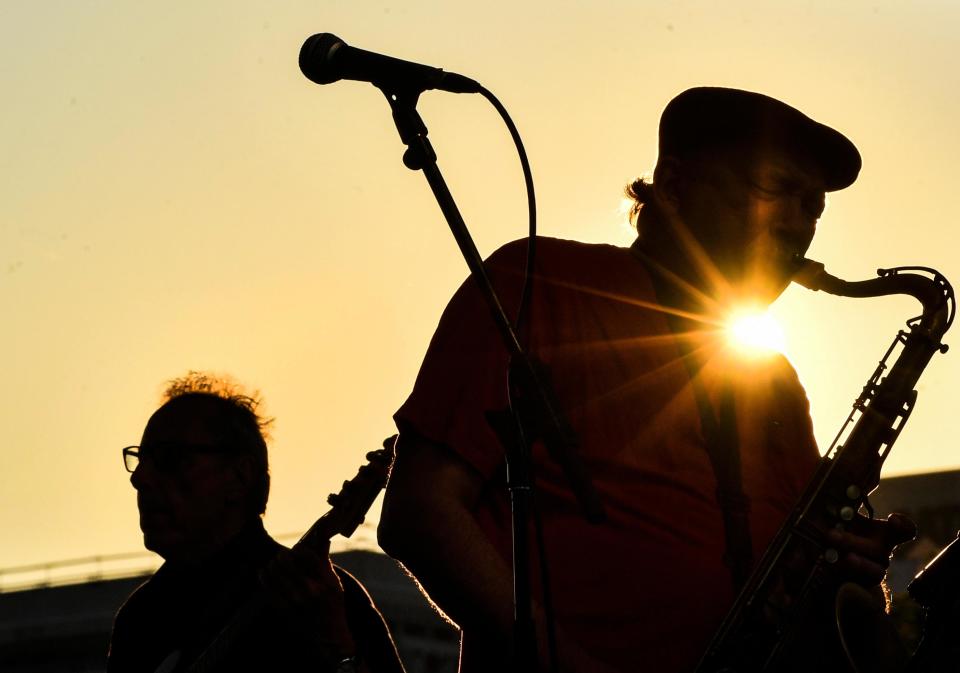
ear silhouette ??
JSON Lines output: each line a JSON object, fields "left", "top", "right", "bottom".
{"left": 652, "top": 156, "right": 684, "bottom": 217}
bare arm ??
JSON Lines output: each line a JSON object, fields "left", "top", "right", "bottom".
{"left": 378, "top": 433, "right": 619, "bottom": 673}
{"left": 377, "top": 433, "right": 516, "bottom": 667}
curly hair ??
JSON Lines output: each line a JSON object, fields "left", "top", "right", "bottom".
{"left": 160, "top": 371, "right": 273, "bottom": 516}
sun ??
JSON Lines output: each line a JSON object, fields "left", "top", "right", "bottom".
{"left": 726, "top": 310, "right": 787, "bottom": 356}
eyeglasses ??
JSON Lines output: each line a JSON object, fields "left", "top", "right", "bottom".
{"left": 122, "top": 443, "right": 234, "bottom": 473}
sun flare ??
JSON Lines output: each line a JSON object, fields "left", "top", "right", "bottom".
{"left": 726, "top": 310, "right": 787, "bottom": 356}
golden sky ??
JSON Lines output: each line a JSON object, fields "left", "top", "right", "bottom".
{"left": 3, "top": 1, "right": 959, "bottom": 572}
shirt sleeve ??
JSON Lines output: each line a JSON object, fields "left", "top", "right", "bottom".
{"left": 394, "top": 241, "right": 528, "bottom": 479}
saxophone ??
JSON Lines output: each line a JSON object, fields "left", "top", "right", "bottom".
{"left": 694, "top": 258, "right": 955, "bottom": 673}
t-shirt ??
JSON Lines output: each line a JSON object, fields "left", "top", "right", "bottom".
{"left": 396, "top": 237, "right": 820, "bottom": 672}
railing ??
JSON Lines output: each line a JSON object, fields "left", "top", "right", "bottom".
{"left": 0, "top": 521, "right": 381, "bottom": 593}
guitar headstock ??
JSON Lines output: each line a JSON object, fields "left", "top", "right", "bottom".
{"left": 298, "top": 435, "right": 396, "bottom": 548}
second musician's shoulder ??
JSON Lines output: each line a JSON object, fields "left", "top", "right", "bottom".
{"left": 486, "top": 236, "right": 633, "bottom": 271}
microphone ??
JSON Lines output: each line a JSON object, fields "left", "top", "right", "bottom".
{"left": 299, "top": 33, "right": 481, "bottom": 94}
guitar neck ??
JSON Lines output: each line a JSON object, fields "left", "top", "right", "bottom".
{"left": 296, "top": 511, "right": 338, "bottom": 551}
{"left": 183, "top": 591, "right": 270, "bottom": 673}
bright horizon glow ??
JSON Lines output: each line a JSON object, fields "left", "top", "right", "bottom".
{"left": 726, "top": 310, "right": 787, "bottom": 356}
{"left": 3, "top": 2, "right": 960, "bottom": 573}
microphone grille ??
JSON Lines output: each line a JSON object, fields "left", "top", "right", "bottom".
{"left": 299, "top": 33, "right": 347, "bottom": 85}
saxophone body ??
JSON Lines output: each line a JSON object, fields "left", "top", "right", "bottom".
{"left": 695, "top": 259, "right": 955, "bottom": 673}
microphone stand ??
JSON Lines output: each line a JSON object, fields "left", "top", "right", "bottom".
{"left": 381, "top": 87, "right": 606, "bottom": 672}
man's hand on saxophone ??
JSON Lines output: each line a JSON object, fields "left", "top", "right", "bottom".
{"left": 827, "top": 512, "right": 918, "bottom": 587}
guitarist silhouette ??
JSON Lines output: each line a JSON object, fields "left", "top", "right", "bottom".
{"left": 107, "top": 372, "right": 404, "bottom": 673}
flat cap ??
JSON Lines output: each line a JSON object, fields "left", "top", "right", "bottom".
{"left": 659, "top": 87, "right": 861, "bottom": 191}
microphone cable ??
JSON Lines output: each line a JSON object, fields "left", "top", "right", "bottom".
{"left": 476, "top": 85, "right": 537, "bottom": 336}
{"left": 476, "top": 85, "right": 560, "bottom": 673}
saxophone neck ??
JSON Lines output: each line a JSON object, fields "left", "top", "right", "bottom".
{"left": 791, "top": 255, "right": 955, "bottom": 340}
{"left": 790, "top": 255, "right": 828, "bottom": 291}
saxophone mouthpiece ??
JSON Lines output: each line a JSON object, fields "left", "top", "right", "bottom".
{"left": 791, "top": 254, "right": 827, "bottom": 291}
